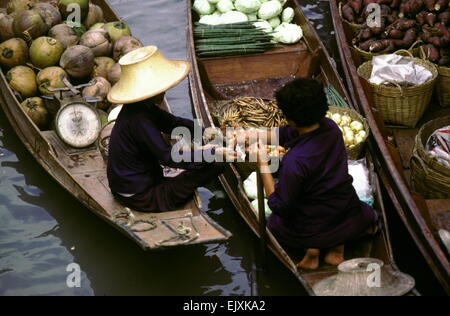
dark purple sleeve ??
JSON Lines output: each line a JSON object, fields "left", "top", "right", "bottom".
{"left": 147, "top": 105, "right": 197, "bottom": 135}
{"left": 277, "top": 125, "right": 298, "bottom": 148}
{"left": 268, "top": 157, "right": 306, "bottom": 217}
{"left": 135, "top": 115, "right": 214, "bottom": 170}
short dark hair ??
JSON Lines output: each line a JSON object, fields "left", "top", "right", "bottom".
{"left": 275, "top": 78, "right": 328, "bottom": 127}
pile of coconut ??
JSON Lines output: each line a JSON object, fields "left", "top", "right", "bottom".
{"left": 0, "top": 0, "right": 143, "bottom": 130}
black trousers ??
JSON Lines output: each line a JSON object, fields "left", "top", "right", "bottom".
{"left": 115, "top": 164, "right": 224, "bottom": 213}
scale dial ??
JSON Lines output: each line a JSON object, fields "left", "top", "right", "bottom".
{"left": 55, "top": 102, "right": 102, "bottom": 148}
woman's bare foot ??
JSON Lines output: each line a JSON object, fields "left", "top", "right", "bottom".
{"left": 296, "top": 248, "right": 320, "bottom": 270}
{"left": 324, "top": 245, "right": 345, "bottom": 266}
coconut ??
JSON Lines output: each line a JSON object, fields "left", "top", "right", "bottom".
{"left": 0, "top": 38, "right": 29, "bottom": 68}
{"left": 48, "top": 23, "right": 79, "bottom": 48}
{"left": 58, "top": 0, "right": 89, "bottom": 20}
{"left": 0, "top": 14, "right": 17, "bottom": 42}
{"left": 59, "top": 45, "right": 94, "bottom": 78}
{"left": 112, "top": 36, "right": 143, "bottom": 62}
{"left": 6, "top": 65, "right": 37, "bottom": 98}
{"left": 83, "top": 3, "right": 104, "bottom": 28}
{"left": 107, "top": 62, "right": 121, "bottom": 85}
{"left": 13, "top": 9, "right": 48, "bottom": 40}
{"left": 32, "top": 2, "right": 61, "bottom": 29}
{"left": 21, "top": 97, "right": 49, "bottom": 129}
{"left": 36, "top": 66, "right": 68, "bottom": 95}
{"left": 82, "top": 76, "right": 111, "bottom": 110}
{"left": 7, "top": 0, "right": 36, "bottom": 14}
{"left": 63, "top": 20, "right": 86, "bottom": 36}
{"left": 79, "top": 29, "right": 112, "bottom": 57}
{"left": 92, "top": 56, "right": 115, "bottom": 79}
{"left": 29, "top": 36, "right": 64, "bottom": 69}
{"left": 89, "top": 22, "right": 104, "bottom": 30}
{"left": 103, "top": 21, "right": 131, "bottom": 42}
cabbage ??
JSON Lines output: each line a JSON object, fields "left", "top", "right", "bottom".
{"left": 251, "top": 199, "right": 272, "bottom": 217}
{"left": 253, "top": 20, "right": 272, "bottom": 33}
{"left": 278, "top": 0, "right": 287, "bottom": 5}
{"left": 208, "top": 0, "right": 222, "bottom": 3}
{"left": 235, "top": 0, "right": 261, "bottom": 14}
{"left": 268, "top": 16, "right": 281, "bottom": 28}
{"left": 221, "top": 10, "right": 249, "bottom": 23}
{"left": 199, "top": 14, "right": 223, "bottom": 25}
{"left": 282, "top": 7, "right": 294, "bottom": 23}
{"left": 216, "top": 0, "right": 235, "bottom": 13}
{"left": 273, "top": 22, "right": 303, "bottom": 44}
{"left": 258, "top": 0, "right": 282, "bottom": 20}
{"left": 193, "top": 0, "right": 216, "bottom": 15}
{"left": 247, "top": 13, "right": 258, "bottom": 21}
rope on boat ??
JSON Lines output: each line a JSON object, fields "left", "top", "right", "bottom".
{"left": 112, "top": 208, "right": 157, "bottom": 233}
{"left": 156, "top": 214, "right": 200, "bottom": 247}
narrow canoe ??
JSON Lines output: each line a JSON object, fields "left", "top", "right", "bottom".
{"left": 0, "top": 0, "right": 231, "bottom": 251}
{"left": 329, "top": 0, "right": 450, "bottom": 294}
{"left": 187, "top": 0, "right": 417, "bottom": 295}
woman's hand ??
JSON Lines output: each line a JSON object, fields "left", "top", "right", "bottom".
{"left": 248, "top": 139, "right": 269, "bottom": 166}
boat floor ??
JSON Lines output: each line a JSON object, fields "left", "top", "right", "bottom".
{"left": 386, "top": 102, "right": 450, "bottom": 237}
{"left": 40, "top": 130, "right": 231, "bottom": 249}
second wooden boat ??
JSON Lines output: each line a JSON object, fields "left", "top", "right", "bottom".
{"left": 187, "top": 0, "right": 417, "bottom": 295}
{"left": 329, "top": 0, "right": 450, "bottom": 294}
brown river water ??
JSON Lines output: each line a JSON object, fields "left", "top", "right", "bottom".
{"left": 0, "top": 0, "right": 444, "bottom": 296}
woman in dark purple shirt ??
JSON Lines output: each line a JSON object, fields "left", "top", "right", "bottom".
{"left": 253, "top": 78, "right": 378, "bottom": 270}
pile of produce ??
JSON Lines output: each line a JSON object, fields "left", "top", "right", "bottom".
{"left": 0, "top": 0, "right": 143, "bottom": 130}
{"left": 344, "top": 0, "right": 450, "bottom": 65}
{"left": 326, "top": 110, "right": 368, "bottom": 149}
{"left": 193, "top": 0, "right": 303, "bottom": 56}
{"left": 217, "top": 97, "right": 288, "bottom": 128}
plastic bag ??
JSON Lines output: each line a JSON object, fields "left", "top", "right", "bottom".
{"left": 348, "top": 159, "right": 374, "bottom": 206}
{"left": 426, "top": 125, "right": 450, "bottom": 167}
{"left": 251, "top": 199, "right": 272, "bottom": 218}
{"left": 243, "top": 172, "right": 258, "bottom": 200}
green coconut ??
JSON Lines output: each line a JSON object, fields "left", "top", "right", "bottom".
{"left": 7, "top": 0, "right": 36, "bottom": 14}
{"left": 103, "top": 21, "right": 131, "bottom": 42}
{"left": 112, "top": 36, "right": 143, "bottom": 62}
{"left": 59, "top": 44, "right": 94, "bottom": 78}
{"left": 83, "top": 3, "right": 104, "bottom": 28}
{"left": 21, "top": 96, "right": 49, "bottom": 129}
{"left": 92, "top": 56, "right": 115, "bottom": 79}
{"left": 48, "top": 23, "right": 79, "bottom": 48}
{"left": 0, "top": 38, "right": 29, "bottom": 68}
{"left": 0, "top": 14, "right": 17, "bottom": 42}
{"left": 89, "top": 22, "right": 104, "bottom": 30}
{"left": 82, "top": 77, "right": 111, "bottom": 110}
{"left": 58, "top": 0, "right": 89, "bottom": 20}
{"left": 13, "top": 9, "right": 49, "bottom": 40}
{"left": 36, "top": 66, "right": 68, "bottom": 95}
{"left": 29, "top": 36, "right": 64, "bottom": 69}
{"left": 63, "top": 20, "right": 86, "bottom": 36}
{"left": 32, "top": 2, "right": 61, "bottom": 29}
{"left": 6, "top": 65, "right": 37, "bottom": 98}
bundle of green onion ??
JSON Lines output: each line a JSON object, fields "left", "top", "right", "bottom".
{"left": 194, "top": 22, "right": 277, "bottom": 58}
{"left": 325, "top": 85, "right": 350, "bottom": 108}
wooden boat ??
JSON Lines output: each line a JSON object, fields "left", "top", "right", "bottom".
{"left": 329, "top": 0, "right": 450, "bottom": 294}
{"left": 0, "top": 0, "right": 231, "bottom": 251}
{"left": 187, "top": 0, "right": 417, "bottom": 295}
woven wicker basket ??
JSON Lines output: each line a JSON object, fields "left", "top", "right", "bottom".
{"left": 339, "top": 1, "right": 362, "bottom": 33}
{"left": 411, "top": 116, "right": 450, "bottom": 199}
{"left": 436, "top": 66, "right": 450, "bottom": 108}
{"left": 352, "top": 41, "right": 423, "bottom": 62}
{"left": 328, "top": 106, "right": 369, "bottom": 160}
{"left": 357, "top": 52, "right": 439, "bottom": 127}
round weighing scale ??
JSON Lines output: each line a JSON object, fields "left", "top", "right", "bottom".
{"left": 55, "top": 101, "right": 102, "bottom": 148}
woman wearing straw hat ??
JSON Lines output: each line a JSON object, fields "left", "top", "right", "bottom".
{"left": 107, "top": 46, "right": 236, "bottom": 213}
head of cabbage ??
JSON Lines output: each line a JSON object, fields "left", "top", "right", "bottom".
{"left": 258, "top": 0, "right": 282, "bottom": 20}
{"left": 221, "top": 10, "right": 249, "bottom": 24}
{"left": 193, "top": 0, "right": 216, "bottom": 15}
{"left": 273, "top": 22, "right": 303, "bottom": 44}
{"left": 216, "top": 0, "right": 234, "bottom": 13}
{"left": 235, "top": 0, "right": 261, "bottom": 14}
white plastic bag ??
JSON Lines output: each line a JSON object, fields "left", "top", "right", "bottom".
{"left": 348, "top": 159, "right": 374, "bottom": 206}
{"left": 426, "top": 125, "right": 450, "bottom": 167}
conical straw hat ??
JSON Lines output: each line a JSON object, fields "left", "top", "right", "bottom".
{"left": 313, "top": 258, "right": 415, "bottom": 296}
{"left": 108, "top": 46, "right": 191, "bottom": 104}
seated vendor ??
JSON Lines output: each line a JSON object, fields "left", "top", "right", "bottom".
{"left": 252, "top": 78, "right": 378, "bottom": 270}
{"left": 106, "top": 46, "right": 235, "bottom": 213}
